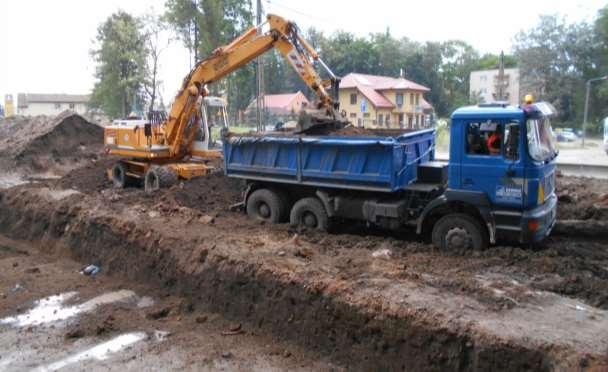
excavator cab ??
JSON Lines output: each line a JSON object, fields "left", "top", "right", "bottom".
{"left": 194, "top": 96, "right": 229, "bottom": 152}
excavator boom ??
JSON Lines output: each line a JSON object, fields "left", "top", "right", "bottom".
{"left": 103, "top": 14, "right": 341, "bottom": 192}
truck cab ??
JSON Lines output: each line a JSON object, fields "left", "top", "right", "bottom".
{"left": 442, "top": 100, "right": 558, "bottom": 246}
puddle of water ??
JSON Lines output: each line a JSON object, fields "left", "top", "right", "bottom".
{"left": 0, "top": 174, "right": 27, "bottom": 189}
{"left": 0, "top": 290, "right": 137, "bottom": 327}
{"left": 36, "top": 332, "right": 147, "bottom": 371}
{"left": 136, "top": 296, "right": 155, "bottom": 308}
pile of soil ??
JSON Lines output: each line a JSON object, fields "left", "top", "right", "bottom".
{"left": 0, "top": 111, "right": 103, "bottom": 176}
{"left": 57, "top": 159, "right": 244, "bottom": 215}
{"left": 227, "top": 125, "right": 416, "bottom": 138}
{"left": 557, "top": 174, "right": 608, "bottom": 220}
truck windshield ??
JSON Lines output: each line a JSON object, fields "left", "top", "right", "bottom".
{"left": 526, "top": 117, "right": 557, "bottom": 161}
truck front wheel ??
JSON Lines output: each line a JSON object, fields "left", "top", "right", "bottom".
{"left": 246, "top": 189, "right": 287, "bottom": 224}
{"left": 289, "top": 197, "right": 328, "bottom": 231}
{"left": 431, "top": 213, "right": 488, "bottom": 251}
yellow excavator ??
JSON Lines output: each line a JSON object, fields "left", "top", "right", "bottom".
{"left": 103, "top": 13, "right": 343, "bottom": 192}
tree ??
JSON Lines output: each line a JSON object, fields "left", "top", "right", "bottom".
{"left": 164, "top": 0, "right": 254, "bottom": 121}
{"left": 91, "top": 11, "right": 147, "bottom": 118}
{"left": 142, "top": 14, "right": 169, "bottom": 113}
{"left": 515, "top": 15, "right": 594, "bottom": 125}
{"left": 476, "top": 53, "right": 517, "bottom": 70}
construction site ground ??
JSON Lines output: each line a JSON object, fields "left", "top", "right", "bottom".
{"left": 1, "top": 114, "right": 608, "bottom": 371}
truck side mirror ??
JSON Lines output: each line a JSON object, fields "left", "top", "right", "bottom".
{"left": 505, "top": 123, "right": 519, "bottom": 160}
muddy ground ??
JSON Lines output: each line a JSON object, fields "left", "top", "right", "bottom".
{"left": 0, "top": 157, "right": 607, "bottom": 370}
{"left": 1, "top": 114, "right": 608, "bottom": 370}
{"left": 0, "top": 234, "right": 339, "bottom": 371}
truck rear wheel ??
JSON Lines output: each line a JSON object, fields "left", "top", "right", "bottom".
{"left": 144, "top": 166, "right": 178, "bottom": 193}
{"left": 432, "top": 213, "right": 488, "bottom": 251}
{"left": 289, "top": 197, "right": 328, "bottom": 231}
{"left": 246, "top": 189, "right": 287, "bottom": 223}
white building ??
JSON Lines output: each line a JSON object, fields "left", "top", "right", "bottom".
{"left": 17, "top": 93, "right": 90, "bottom": 116}
{"left": 469, "top": 68, "right": 520, "bottom": 106}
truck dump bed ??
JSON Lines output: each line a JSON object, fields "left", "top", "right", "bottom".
{"left": 223, "top": 128, "right": 435, "bottom": 192}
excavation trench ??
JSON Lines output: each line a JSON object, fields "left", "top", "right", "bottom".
{"left": 1, "top": 185, "right": 606, "bottom": 371}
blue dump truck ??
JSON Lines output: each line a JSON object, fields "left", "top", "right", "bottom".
{"left": 223, "top": 100, "right": 558, "bottom": 250}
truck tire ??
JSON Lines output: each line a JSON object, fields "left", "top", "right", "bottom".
{"left": 144, "top": 166, "right": 178, "bottom": 193}
{"left": 246, "top": 189, "right": 286, "bottom": 223}
{"left": 289, "top": 197, "right": 328, "bottom": 231}
{"left": 432, "top": 213, "right": 488, "bottom": 251}
{"left": 112, "top": 163, "right": 130, "bottom": 188}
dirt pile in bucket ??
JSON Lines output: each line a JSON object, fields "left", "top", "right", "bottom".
{"left": 0, "top": 111, "right": 103, "bottom": 176}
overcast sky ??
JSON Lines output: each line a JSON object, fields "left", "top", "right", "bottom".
{"left": 0, "top": 0, "right": 604, "bottom": 109}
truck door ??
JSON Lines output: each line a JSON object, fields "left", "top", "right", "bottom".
{"left": 461, "top": 120, "right": 524, "bottom": 208}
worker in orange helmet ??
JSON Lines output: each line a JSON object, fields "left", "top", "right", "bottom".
{"left": 486, "top": 127, "right": 502, "bottom": 155}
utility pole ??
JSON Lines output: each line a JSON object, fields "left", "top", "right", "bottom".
{"left": 582, "top": 75, "right": 608, "bottom": 147}
{"left": 255, "top": 0, "right": 265, "bottom": 132}
{"left": 493, "top": 51, "right": 508, "bottom": 102}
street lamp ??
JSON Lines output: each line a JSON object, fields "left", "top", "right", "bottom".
{"left": 582, "top": 75, "right": 608, "bottom": 147}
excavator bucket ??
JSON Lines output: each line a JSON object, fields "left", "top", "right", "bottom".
{"left": 295, "top": 110, "right": 349, "bottom": 135}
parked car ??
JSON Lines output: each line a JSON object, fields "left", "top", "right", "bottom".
{"left": 555, "top": 128, "right": 578, "bottom": 142}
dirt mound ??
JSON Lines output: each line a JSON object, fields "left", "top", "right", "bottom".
{"left": 0, "top": 111, "right": 103, "bottom": 176}
{"left": 557, "top": 174, "right": 608, "bottom": 220}
{"left": 57, "top": 157, "right": 244, "bottom": 214}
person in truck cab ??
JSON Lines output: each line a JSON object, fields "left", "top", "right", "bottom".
{"left": 486, "top": 127, "right": 502, "bottom": 155}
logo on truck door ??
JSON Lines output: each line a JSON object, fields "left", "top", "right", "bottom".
{"left": 496, "top": 185, "right": 522, "bottom": 203}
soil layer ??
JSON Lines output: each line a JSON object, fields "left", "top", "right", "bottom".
{"left": 1, "top": 165, "right": 607, "bottom": 370}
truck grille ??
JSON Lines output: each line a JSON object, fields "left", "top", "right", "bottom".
{"left": 544, "top": 171, "right": 555, "bottom": 200}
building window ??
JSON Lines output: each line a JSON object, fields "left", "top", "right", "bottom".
{"left": 408, "top": 115, "right": 413, "bottom": 128}
{"left": 363, "top": 113, "right": 370, "bottom": 118}
{"left": 398, "top": 113, "right": 404, "bottom": 128}
{"left": 385, "top": 115, "right": 391, "bottom": 127}
{"left": 396, "top": 93, "right": 404, "bottom": 107}
{"left": 378, "top": 114, "right": 384, "bottom": 125}
{"left": 480, "top": 75, "right": 487, "bottom": 82}
{"left": 55, "top": 103, "right": 61, "bottom": 109}
{"left": 349, "top": 113, "right": 356, "bottom": 118}
{"left": 410, "top": 93, "right": 414, "bottom": 105}
{"left": 415, "top": 94, "right": 419, "bottom": 106}
{"left": 350, "top": 93, "right": 357, "bottom": 105}
{"left": 69, "top": 103, "right": 75, "bottom": 109}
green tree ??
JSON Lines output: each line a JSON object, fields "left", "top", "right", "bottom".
{"left": 91, "top": 11, "right": 147, "bottom": 118}
{"left": 594, "top": 5, "right": 608, "bottom": 123}
{"left": 164, "top": 0, "right": 254, "bottom": 120}
{"left": 515, "top": 15, "right": 594, "bottom": 125}
{"left": 476, "top": 53, "right": 517, "bottom": 70}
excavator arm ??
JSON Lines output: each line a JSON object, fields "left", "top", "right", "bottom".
{"left": 103, "top": 13, "right": 342, "bottom": 190}
{"left": 162, "top": 14, "right": 341, "bottom": 158}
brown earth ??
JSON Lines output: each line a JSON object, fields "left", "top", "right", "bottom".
{"left": 0, "top": 234, "right": 339, "bottom": 371}
{"left": 1, "top": 113, "right": 608, "bottom": 371}
{"left": 0, "top": 157, "right": 607, "bottom": 370}
{"left": 0, "top": 111, "right": 103, "bottom": 177}
{"left": 557, "top": 173, "right": 608, "bottom": 221}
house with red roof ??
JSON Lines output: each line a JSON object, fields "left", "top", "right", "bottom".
{"left": 245, "top": 91, "right": 310, "bottom": 123}
{"left": 339, "top": 73, "right": 432, "bottom": 129}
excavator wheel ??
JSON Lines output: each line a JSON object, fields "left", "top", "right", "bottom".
{"left": 111, "top": 163, "right": 137, "bottom": 188}
{"left": 144, "top": 166, "right": 178, "bottom": 193}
